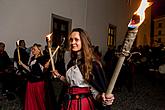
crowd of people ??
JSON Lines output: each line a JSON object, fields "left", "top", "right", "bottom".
{"left": 0, "top": 28, "right": 115, "bottom": 110}
{"left": 103, "top": 43, "right": 165, "bottom": 93}
{"left": 1, "top": 27, "right": 164, "bottom": 110}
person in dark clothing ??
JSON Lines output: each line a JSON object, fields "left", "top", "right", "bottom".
{"left": 0, "top": 42, "right": 13, "bottom": 93}
{"left": 0, "top": 42, "right": 12, "bottom": 72}
{"left": 14, "top": 40, "right": 30, "bottom": 74}
{"left": 13, "top": 40, "right": 30, "bottom": 102}
{"left": 52, "top": 28, "right": 114, "bottom": 110}
{"left": 103, "top": 46, "right": 116, "bottom": 82}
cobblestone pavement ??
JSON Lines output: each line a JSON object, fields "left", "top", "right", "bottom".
{"left": 0, "top": 91, "right": 23, "bottom": 110}
{"left": 111, "top": 72, "right": 165, "bottom": 110}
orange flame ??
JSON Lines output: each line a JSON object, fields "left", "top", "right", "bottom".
{"left": 128, "top": 0, "right": 153, "bottom": 28}
{"left": 16, "top": 40, "right": 20, "bottom": 46}
{"left": 46, "top": 33, "right": 53, "bottom": 41}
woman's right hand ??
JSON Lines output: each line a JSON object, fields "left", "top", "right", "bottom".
{"left": 52, "top": 70, "right": 61, "bottom": 78}
{"left": 52, "top": 70, "right": 66, "bottom": 81}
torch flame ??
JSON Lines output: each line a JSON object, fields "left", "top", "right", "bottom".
{"left": 46, "top": 33, "right": 53, "bottom": 41}
{"left": 16, "top": 40, "right": 20, "bottom": 46}
{"left": 128, "top": 0, "right": 153, "bottom": 28}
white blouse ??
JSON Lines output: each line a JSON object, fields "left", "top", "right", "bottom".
{"left": 66, "top": 65, "right": 99, "bottom": 99}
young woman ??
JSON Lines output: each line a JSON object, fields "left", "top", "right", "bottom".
{"left": 52, "top": 28, "right": 114, "bottom": 110}
{"left": 20, "top": 43, "right": 49, "bottom": 110}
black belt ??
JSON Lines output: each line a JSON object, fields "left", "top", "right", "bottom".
{"left": 64, "top": 93, "right": 91, "bottom": 100}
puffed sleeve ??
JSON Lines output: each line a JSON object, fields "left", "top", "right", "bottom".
{"left": 89, "top": 61, "right": 107, "bottom": 92}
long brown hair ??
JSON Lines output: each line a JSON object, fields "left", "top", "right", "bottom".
{"left": 69, "top": 28, "right": 94, "bottom": 81}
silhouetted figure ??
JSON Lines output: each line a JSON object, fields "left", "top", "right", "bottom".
{"left": 0, "top": 42, "right": 13, "bottom": 93}
{"left": 103, "top": 46, "right": 116, "bottom": 82}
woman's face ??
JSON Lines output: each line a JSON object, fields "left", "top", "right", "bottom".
{"left": 31, "top": 46, "right": 41, "bottom": 56}
{"left": 69, "top": 32, "right": 82, "bottom": 52}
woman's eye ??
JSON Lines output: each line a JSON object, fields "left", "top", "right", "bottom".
{"left": 69, "top": 38, "right": 73, "bottom": 42}
{"left": 75, "top": 38, "right": 79, "bottom": 42}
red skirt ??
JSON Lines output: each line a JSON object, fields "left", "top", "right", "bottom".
{"left": 24, "top": 81, "right": 46, "bottom": 110}
{"left": 61, "top": 87, "right": 95, "bottom": 110}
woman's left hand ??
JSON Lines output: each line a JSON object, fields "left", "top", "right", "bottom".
{"left": 102, "top": 93, "right": 115, "bottom": 106}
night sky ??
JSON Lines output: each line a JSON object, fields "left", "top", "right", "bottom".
{"left": 152, "top": 0, "right": 165, "bottom": 18}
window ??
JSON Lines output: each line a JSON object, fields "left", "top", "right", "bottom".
{"left": 158, "top": 23, "right": 162, "bottom": 28}
{"left": 158, "top": 30, "right": 162, "bottom": 36}
{"left": 107, "top": 24, "right": 116, "bottom": 47}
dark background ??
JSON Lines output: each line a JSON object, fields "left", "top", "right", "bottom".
{"left": 152, "top": 0, "right": 165, "bottom": 18}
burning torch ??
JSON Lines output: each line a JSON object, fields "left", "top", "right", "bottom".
{"left": 46, "top": 33, "right": 56, "bottom": 71}
{"left": 46, "top": 33, "right": 65, "bottom": 78}
{"left": 16, "top": 40, "right": 21, "bottom": 64}
{"left": 106, "top": 0, "right": 153, "bottom": 97}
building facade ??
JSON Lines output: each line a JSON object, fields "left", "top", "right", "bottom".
{"left": 153, "top": 16, "right": 165, "bottom": 47}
